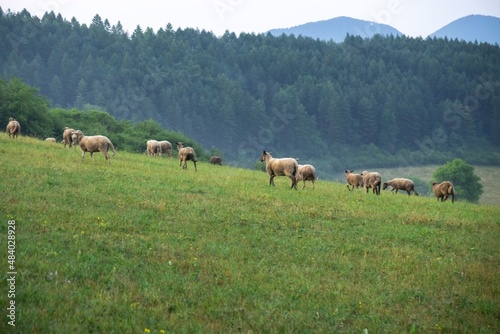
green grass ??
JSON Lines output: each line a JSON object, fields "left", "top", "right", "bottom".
{"left": 1, "top": 133, "right": 499, "bottom": 333}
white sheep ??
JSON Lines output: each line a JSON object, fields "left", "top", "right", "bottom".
{"left": 432, "top": 181, "right": 455, "bottom": 203}
{"left": 260, "top": 150, "right": 298, "bottom": 189}
{"left": 361, "top": 171, "right": 382, "bottom": 195}
{"left": 45, "top": 138, "right": 56, "bottom": 143}
{"left": 6, "top": 118, "right": 21, "bottom": 139}
{"left": 176, "top": 142, "right": 197, "bottom": 171}
{"left": 344, "top": 170, "right": 364, "bottom": 191}
{"left": 146, "top": 140, "right": 161, "bottom": 157}
{"left": 296, "top": 164, "right": 317, "bottom": 189}
{"left": 159, "top": 141, "right": 173, "bottom": 157}
{"left": 382, "top": 178, "right": 419, "bottom": 196}
{"left": 74, "top": 130, "right": 116, "bottom": 163}
{"left": 63, "top": 127, "right": 77, "bottom": 148}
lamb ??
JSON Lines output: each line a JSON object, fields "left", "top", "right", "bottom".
{"left": 382, "top": 178, "right": 419, "bottom": 196}
{"left": 296, "top": 164, "right": 317, "bottom": 189}
{"left": 159, "top": 141, "right": 173, "bottom": 157}
{"left": 45, "top": 138, "right": 56, "bottom": 143}
{"left": 344, "top": 170, "right": 364, "bottom": 191}
{"left": 260, "top": 150, "right": 298, "bottom": 190}
{"left": 210, "top": 156, "right": 222, "bottom": 165}
{"left": 176, "top": 142, "right": 197, "bottom": 171}
{"left": 432, "top": 181, "right": 455, "bottom": 203}
{"left": 63, "top": 127, "right": 77, "bottom": 148}
{"left": 361, "top": 171, "right": 382, "bottom": 195}
{"left": 74, "top": 130, "right": 116, "bottom": 163}
{"left": 146, "top": 140, "right": 161, "bottom": 157}
{"left": 6, "top": 118, "right": 20, "bottom": 138}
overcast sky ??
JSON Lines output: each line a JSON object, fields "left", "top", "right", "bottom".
{"left": 2, "top": 0, "right": 500, "bottom": 37}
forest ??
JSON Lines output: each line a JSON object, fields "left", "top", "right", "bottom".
{"left": 1, "top": 8, "right": 499, "bottom": 173}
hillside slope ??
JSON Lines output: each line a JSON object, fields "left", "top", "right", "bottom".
{"left": 0, "top": 133, "right": 499, "bottom": 333}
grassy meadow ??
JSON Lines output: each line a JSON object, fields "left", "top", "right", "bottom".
{"left": 0, "top": 133, "right": 499, "bottom": 333}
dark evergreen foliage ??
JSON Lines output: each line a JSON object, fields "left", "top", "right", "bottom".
{"left": 1, "top": 8, "right": 499, "bottom": 170}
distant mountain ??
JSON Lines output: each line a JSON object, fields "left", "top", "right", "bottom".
{"left": 429, "top": 15, "right": 500, "bottom": 45}
{"left": 268, "top": 16, "right": 402, "bottom": 43}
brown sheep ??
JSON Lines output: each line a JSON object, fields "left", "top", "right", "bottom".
{"left": 45, "top": 138, "right": 57, "bottom": 143}
{"left": 74, "top": 131, "right": 116, "bottom": 163}
{"left": 345, "top": 170, "right": 364, "bottom": 191}
{"left": 146, "top": 140, "right": 161, "bottom": 157}
{"left": 361, "top": 171, "right": 382, "bottom": 195}
{"left": 297, "top": 164, "right": 317, "bottom": 189}
{"left": 432, "top": 181, "right": 455, "bottom": 203}
{"left": 382, "top": 178, "right": 419, "bottom": 196}
{"left": 6, "top": 118, "right": 21, "bottom": 139}
{"left": 210, "top": 156, "right": 222, "bottom": 165}
{"left": 176, "top": 142, "right": 197, "bottom": 171}
{"left": 260, "top": 150, "right": 298, "bottom": 190}
{"left": 159, "top": 141, "right": 173, "bottom": 157}
{"left": 63, "top": 127, "right": 77, "bottom": 148}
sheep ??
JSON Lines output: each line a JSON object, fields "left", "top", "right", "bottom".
{"left": 63, "top": 127, "right": 77, "bottom": 148}
{"left": 146, "top": 140, "right": 161, "bottom": 157}
{"left": 74, "top": 130, "right": 116, "bottom": 163}
{"left": 345, "top": 170, "right": 364, "bottom": 191}
{"left": 296, "top": 164, "right": 317, "bottom": 189}
{"left": 176, "top": 142, "right": 197, "bottom": 171}
{"left": 382, "top": 178, "right": 419, "bottom": 196}
{"left": 210, "top": 156, "right": 222, "bottom": 165}
{"left": 45, "top": 138, "right": 57, "bottom": 143}
{"left": 260, "top": 150, "right": 298, "bottom": 190}
{"left": 6, "top": 118, "right": 20, "bottom": 139}
{"left": 432, "top": 181, "right": 455, "bottom": 203}
{"left": 159, "top": 141, "right": 173, "bottom": 157}
{"left": 361, "top": 171, "right": 382, "bottom": 195}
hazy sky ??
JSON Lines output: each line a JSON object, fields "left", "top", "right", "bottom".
{"left": 2, "top": 0, "right": 500, "bottom": 37}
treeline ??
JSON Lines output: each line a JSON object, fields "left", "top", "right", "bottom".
{"left": 0, "top": 78, "right": 207, "bottom": 158}
{"left": 1, "top": 8, "right": 500, "bottom": 170}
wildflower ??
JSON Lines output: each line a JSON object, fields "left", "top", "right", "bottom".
{"left": 144, "top": 329, "right": 150, "bottom": 333}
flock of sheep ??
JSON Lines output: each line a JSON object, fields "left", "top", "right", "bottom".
{"left": 260, "top": 150, "right": 455, "bottom": 203}
{"left": 6, "top": 118, "right": 455, "bottom": 202}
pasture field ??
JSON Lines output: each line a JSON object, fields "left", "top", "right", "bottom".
{"left": 0, "top": 133, "right": 499, "bottom": 333}
{"left": 373, "top": 165, "right": 500, "bottom": 206}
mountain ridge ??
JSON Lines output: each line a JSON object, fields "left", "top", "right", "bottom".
{"left": 268, "top": 16, "right": 402, "bottom": 42}
{"left": 268, "top": 14, "right": 500, "bottom": 45}
{"left": 429, "top": 14, "right": 500, "bottom": 45}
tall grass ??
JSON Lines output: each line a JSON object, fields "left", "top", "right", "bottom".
{"left": 1, "top": 133, "right": 499, "bottom": 333}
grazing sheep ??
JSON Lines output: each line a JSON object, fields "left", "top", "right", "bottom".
{"left": 297, "top": 164, "right": 317, "bottom": 189}
{"left": 345, "top": 170, "right": 364, "bottom": 191}
{"left": 6, "top": 118, "right": 20, "bottom": 139}
{"left": 159, "top": 141, "right": 173, "bottom": 157}
{"left": 382, "top": 178, "right": 419, "bottom": 196}
{"left": 45, "top": 138, "right": 57, "bottom": 143}
{"left": 63, "top": 127, "right": 77, "bottom": 148}
{"left": 260, "top": 150, "right": 298, "bottom": 190}
{"left": 176, "top": 142, "right": 197, "bottom": 171}
{"left": 74, "top": 131, "right": 116, "bottom": 163}
{"left": 361, "top": 171, "right": 382, "bottom": 195}
{"left": 146, "top": 140, "right": 161, "bottom": 157}
{"left": 432, "top": 181, "right": 455, "bottom": 203}
{"left": 210, "top": 156, "right": 222, "bottom": 165}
